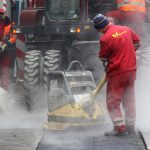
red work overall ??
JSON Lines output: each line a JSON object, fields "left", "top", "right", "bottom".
{"left": 99, "top": 24, "right": 140, "bottom": 131}
{"left": 107, "top": 70, "right": 136, "bottom": 131}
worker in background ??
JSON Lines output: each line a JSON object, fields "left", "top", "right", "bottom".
{"left": 10, "top": 0, "right": 16, "bottom": 23}
{"left": 106, "top": 0, "right": 146, "bottom": 36}
{"left": 93, "top": 13, "right": 140, "bottom": 136}
{"left": 0, "top": 8, "right": 17, "bottom": 90}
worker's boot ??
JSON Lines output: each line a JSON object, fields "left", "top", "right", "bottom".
{"left": 104, "top": 129, "right": 128, "bottom": 136}
{"left": 104, "top": 123, "right": 128, "bottom": 136}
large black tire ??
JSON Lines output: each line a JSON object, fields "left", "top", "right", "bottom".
{"left": 43, "top": 50, "right": 62, "bottom": 84}
{"left": 24, "top": 50, "right": 42, "bottom": 110}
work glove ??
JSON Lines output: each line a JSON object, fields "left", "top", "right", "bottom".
{"left": 102, "top": 60, "right": 108, "bottom": 72}
{"left": 134, "top": 42, "right": 141, "bottom": 50}
{"left": 0, "top": 42, "right": 7, "bottom": 53}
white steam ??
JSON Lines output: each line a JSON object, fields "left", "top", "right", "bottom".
{"left": 136, "top": 47, "right": 150, "bottom": 131}
{"left": 0, "top": 87, "right": 47, "bottom": 129}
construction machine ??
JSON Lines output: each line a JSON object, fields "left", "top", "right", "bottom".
{"left": 0, "top": 0, "right": 142, "bottom": 109}
{"left": 14, "top": 0, "right": 116, "bottom": 109}
{"left": 14, "top": 0, "right": 150, "bottom": 110}
{"left": 44, "top": 60, "right": 106, "bottom": 130}
{"left": 10, "top": 0, "right": 150, "bottom": 149}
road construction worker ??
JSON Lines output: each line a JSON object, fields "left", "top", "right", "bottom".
{"left": 93, "top": 13, "right": 140, "bottom": 136}
{"left": 106, "top": 0, "right": 146, "bottom": 36}
{"left": 0, "top": 8, "right": 17, "bottom": 90}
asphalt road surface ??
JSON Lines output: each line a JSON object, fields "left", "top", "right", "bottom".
{"left": 0, "top": 128, "right": 43, "bottom": 150}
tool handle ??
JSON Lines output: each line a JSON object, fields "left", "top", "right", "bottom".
{"left": 92, "top": 74, "right": 106, "bottom": 100}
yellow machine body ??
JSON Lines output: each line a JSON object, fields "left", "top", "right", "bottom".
{"left": 44, "top": 62, "right": 107, "bottom": 131}
{"left": 44, "top": 101, "right": 106, "bottom": 130}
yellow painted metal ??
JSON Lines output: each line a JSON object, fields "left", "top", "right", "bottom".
{"left": 46, "top": 100, "right": 106, "bottom": 131}
{"left": 48, "top": 102, "right": 106, "bottom": 120}
{"left": 43, "top": 121, "right": 103, "bottom": 131}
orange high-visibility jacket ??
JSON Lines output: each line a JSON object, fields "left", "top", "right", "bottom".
{"left": 0, "top": 16, "right": 16, "bottom": 45}
{"left": 117, "top": 0, "right": 146, "bottom": 14}
{"left": 3, "top": 23, "right": 16, "bottom": 44}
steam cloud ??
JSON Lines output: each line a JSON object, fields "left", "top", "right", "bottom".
{"left": 0, "top": 87, "right": 47, "bottom": 129}
{"left": 136, "top": 46, "right": 150, "bottom": 132}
